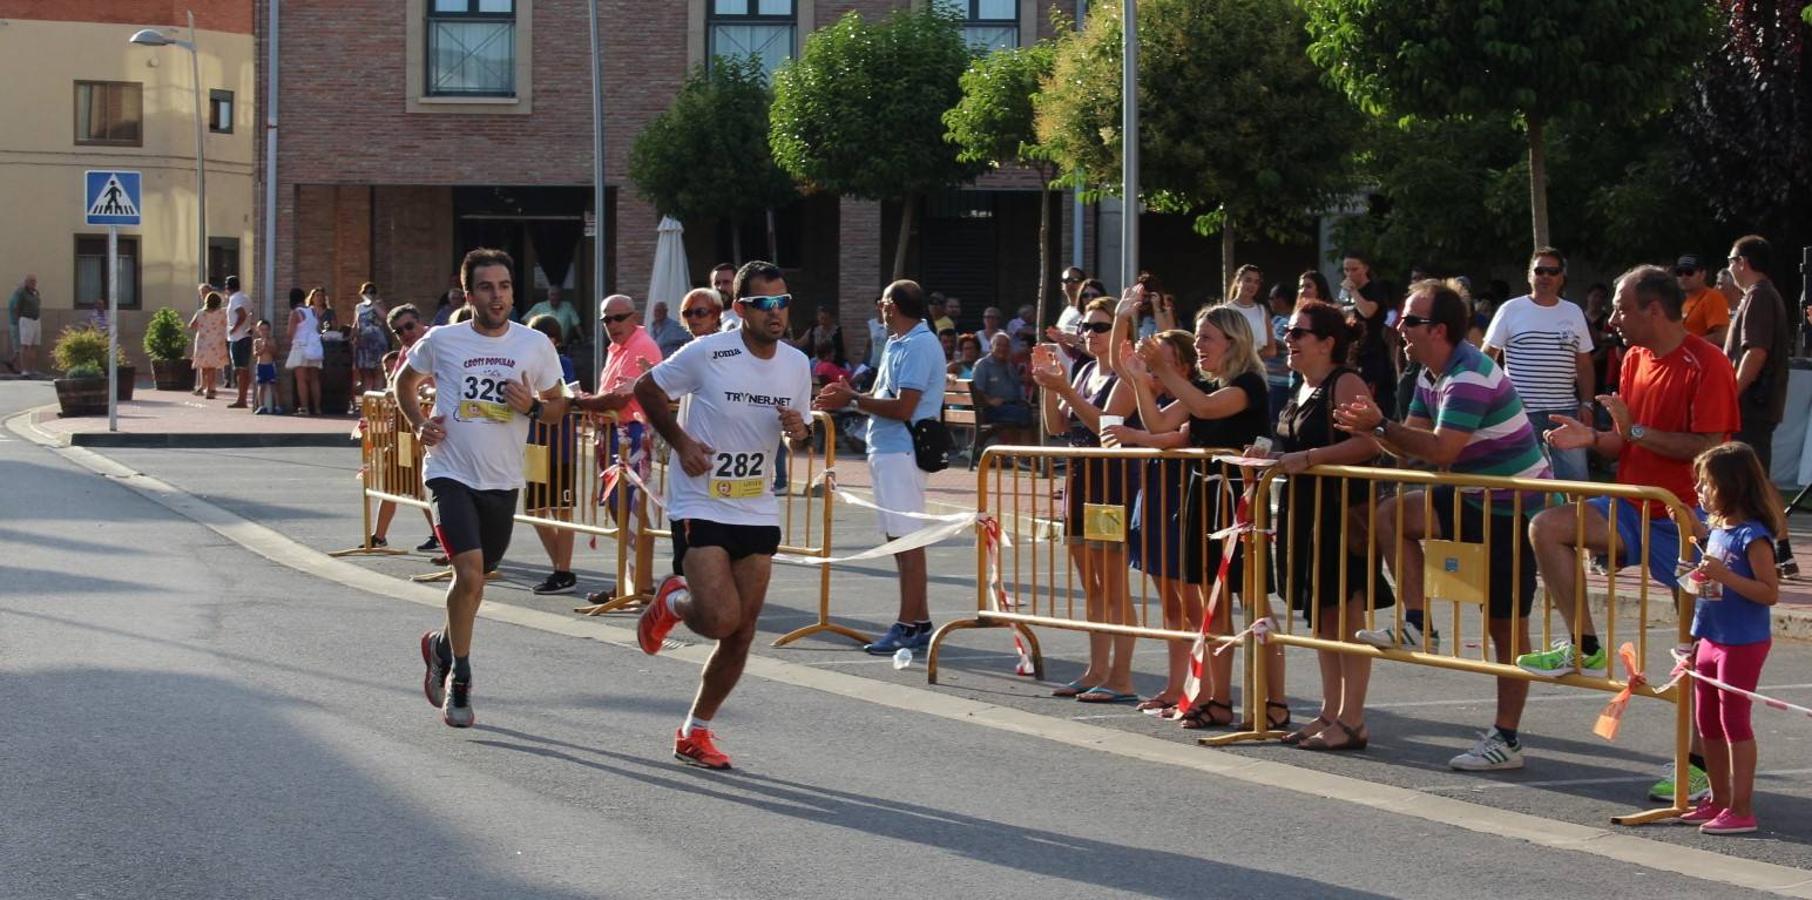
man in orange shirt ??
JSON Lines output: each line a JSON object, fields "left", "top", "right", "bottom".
{"left": 1676, "top": 254, "right": 1730, "bottom": 347}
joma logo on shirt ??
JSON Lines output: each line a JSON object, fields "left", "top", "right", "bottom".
{"left": 712, "top": 348, "right": 742, "bottom": 360}
{"left": 723, "top": 391, "right": 785, "bottom": 407}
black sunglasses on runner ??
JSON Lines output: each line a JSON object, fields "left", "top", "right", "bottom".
{"left": 740, "top": 294, "right": 791, "bottom": 312}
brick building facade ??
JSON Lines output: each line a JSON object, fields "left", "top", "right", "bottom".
{"left": 257, "top": 1, "right": 1091, "bottom": 375}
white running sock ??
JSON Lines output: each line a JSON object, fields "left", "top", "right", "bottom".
{"left": 682, "top": 714, "right": 710, "bottom": 737}
{"left": 665, "top": 587, "right": 690, "bottom": 616}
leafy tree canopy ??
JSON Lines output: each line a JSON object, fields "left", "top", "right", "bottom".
{"left": 627, "top": 56, "right": 794, "bottom": 227}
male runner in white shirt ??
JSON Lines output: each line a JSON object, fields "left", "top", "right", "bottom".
{"left": 396, "top": 247, "right": 569, "bottom": 728}
{"left": 633, "top": 260, "right": 813, "bottom": 769}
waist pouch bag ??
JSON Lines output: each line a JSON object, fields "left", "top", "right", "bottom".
{"left": 911, "top": 418, "right": 953, "bottom": 473}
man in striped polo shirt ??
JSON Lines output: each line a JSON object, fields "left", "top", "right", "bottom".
{"left": 1333, "top": 278, "right": 1552, "bottom": 770}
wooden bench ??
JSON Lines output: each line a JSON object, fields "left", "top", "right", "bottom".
{"left": 943, "top": 378, "right": 994, "bottom": 469}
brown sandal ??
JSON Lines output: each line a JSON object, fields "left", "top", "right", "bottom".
{"left": 1299, "top": 720, "right": 1368, "bottom": 752}
{"left": 1266, "top": 701, "right": 1293, "bottom": 731}
{"left": 1177, "top": 699, "right": 1235, "bottom": 730}
{"left": 1280, "top": 715, "right": 1331, "bottom": 746}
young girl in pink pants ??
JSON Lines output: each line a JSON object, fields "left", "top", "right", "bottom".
{"left": 1683, "top": 442, "right": 1780, "bottom": 836}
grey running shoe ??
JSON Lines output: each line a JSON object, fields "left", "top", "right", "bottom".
{"left": 420, "top": 630, "right": 449, "bottom": 708}
{"left": 442, "top": 674, "right": 475, "bottom": 728}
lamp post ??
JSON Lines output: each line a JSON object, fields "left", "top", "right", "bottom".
{"left": 130, "top": 11, "right": 207, "bottom": 289}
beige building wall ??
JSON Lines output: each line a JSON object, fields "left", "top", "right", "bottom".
{"left": 0, "top": 17, "right": 255, "bottom": 368}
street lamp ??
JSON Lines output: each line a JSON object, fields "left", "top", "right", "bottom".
{"left": 130, "top": 11, "right": 207, "bottom": 289}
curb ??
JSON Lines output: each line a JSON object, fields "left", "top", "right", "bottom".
{"left": 9, "top": 402, "right": 356, "bottom": 448}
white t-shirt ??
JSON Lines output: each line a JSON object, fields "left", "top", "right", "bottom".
{"left": 719, "top": 307, "right": 743, "bottom": 331}
{"left": 1228, "top": 300, "right": 1269, "bottom": 351}
{"left": 406, "top": 321, "right": 563, "bottom": 491}
{"left": 1481, "top": 295, "right": 1594, "bottom": 413}
{"left": 651, "top": 330, "right": 812, "bottom": 527}
{"left": 226, "top": 291, "right": 254, "bottom": 341}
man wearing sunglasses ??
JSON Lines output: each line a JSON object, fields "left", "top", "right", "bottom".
{"left": 1481, "top": 247, "right": 1595, "bottom": 484}
{"left": 632, "top": 260, "right": 814, "bottom": 770}
{"left": 1675, "top": 255, "right": 1730, "bottom": 347}
{"left": 814, "top": 279, "right": 946, "bottom": 656}
{"left": 1335, "top": 278, "right": 1552, "bottom": 773}
{"left": 574, "top": 294, "right": 666, "bottom": 604}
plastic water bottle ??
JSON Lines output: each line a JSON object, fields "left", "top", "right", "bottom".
{"left": 892, "top": 648, "right": 913, "bottom": 670}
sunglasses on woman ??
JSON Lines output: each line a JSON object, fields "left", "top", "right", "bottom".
{"left": 392, "top": 321, "right": 419, "bottom": 335}
{"left": 681, "top": 307, "right": 716, "bottom": 319}
{"left": 739, "top": 293, "right": 791, "bottom": 312}
{"left": 1076, "top": 321, "right": 1113, "bottom": 334}
{"left": 1284, "top": 326, "right": 1320, "bottom": 340}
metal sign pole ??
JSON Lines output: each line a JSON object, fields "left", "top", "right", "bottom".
{"left": 588, "top": 0, "right": 608, "bottom": 386}
{"left": 108, "top": 224, "right": 119, "bottom": 432}
{"left": 1119, "top": 0, "right": 1139, "bottom": 288}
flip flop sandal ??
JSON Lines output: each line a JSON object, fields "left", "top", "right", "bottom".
{"left": 1075, "top": 687, "right": 1140, "bottom": 704}
{"left": 1135, "top": 696, "right": 1178, "bottom": 712}
{"left": 1299, "top": 720, "right": 1369, "bottom": 752}
{"left": 1280, "top": 715, "right": 1331, "bottom": 746}
{"left": 1176, "top": 699, "right": 1235, "bottom": 730}
{"left": 1051, "top": 679, "right": 1095, "bottom": 698}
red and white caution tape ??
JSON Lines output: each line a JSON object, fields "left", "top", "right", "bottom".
{"left": 1668, "top": 644, "right": 1812, "bottom": 721}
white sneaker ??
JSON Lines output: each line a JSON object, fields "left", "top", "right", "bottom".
{"left": 1353, "top": 621, "right": 1440, "bottom": 653}
{"left": 1449, "top": 727, "right": 1524, "bottom": 771}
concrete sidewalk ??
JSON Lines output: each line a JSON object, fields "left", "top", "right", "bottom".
{"left": 27, "top": 386, "right": 358, "bottom": 448}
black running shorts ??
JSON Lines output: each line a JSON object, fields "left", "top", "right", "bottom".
{"left": 673, "top": 518, "right": 781, "bottom": 562}
{"left": 428, "top": 477, "right": 518, "bottom": 572}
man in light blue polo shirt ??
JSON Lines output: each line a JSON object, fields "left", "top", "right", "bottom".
{"left": 815, "top": 279, "right": 946, "bottom": 654}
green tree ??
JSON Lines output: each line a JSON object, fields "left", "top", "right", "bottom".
{"left": 770, "top": 7, "right": 986, "bottom": 280}
{"left": 1303, "top": 0, "right": 1713, "bottom": 250}
{"left": 627, "top": 57, "right": 795, "bottom": 262}
{"left": 1035, "top": 0, "right": 1359, "bottom": 288}
{"left": 944, "top": 38, "right": 1061, "bottom": 329}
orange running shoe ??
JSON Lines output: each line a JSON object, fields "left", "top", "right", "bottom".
{"left": 638, "top": 574, "right": 687, "bottom": 655}
{"left": 673, "top": 727, "right": 732, "bottom": 769}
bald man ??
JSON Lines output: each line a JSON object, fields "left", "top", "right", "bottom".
{"left": 575, "top": 294, "right": 665, "bottom": 602}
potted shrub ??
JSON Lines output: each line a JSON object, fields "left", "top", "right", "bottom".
{"left": 144, "top": 306, "right": 192, "bottom": 392}
{"left": 52, "top": 324, "right": 134, "bottom": 401}
{"left": 53, "top": 362, "right": 109, "bottom": 417}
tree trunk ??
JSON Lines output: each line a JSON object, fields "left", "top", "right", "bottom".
{"left": 891, "top": 193, "right": 917, "bottom": 282}
{"left": 1527, "top": 115, "right": 1550, "bottom": 250}
{"left": 765, "top": 206, "right": 779, "bottom": 265}
{"left": 1220, "top": 216, "right": 1236, "bottom": 300}
{"left": 730, "top": 217, "right": 743, "bottom": 265}
{"left": 1034, "top": 182, "right": 1052, "bottom": 334}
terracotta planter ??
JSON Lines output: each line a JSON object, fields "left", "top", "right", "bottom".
{"left": 54, "top": 377, "right": 109, "bottom": 417}
{"left": 151, "top": 358, "right": 194, "bottom": 391}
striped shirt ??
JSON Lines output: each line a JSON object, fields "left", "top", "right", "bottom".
{"left": 1409, "top": 341, "right": 1551, "bottom": 503}
{"left": 1481, "top": 295, "right": 1593, "bottom": 412}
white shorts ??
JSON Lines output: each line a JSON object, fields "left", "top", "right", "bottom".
{"left": 16, "top": 317, "right": 40, "bottom": 347}
{"left": 869, "top": 452, "right": 928, "bottom": 538}
{"left": 286, "top": 344, "right": 323, "bottom": 368}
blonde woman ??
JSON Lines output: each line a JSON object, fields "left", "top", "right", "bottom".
{"left": 187, "top": 291, "right": 229, "bottom": 399}
{"left": 287, "top": 287, "right": 327, "bottom": 415}
{"left": 1030, "top": 297, "right": 1139, "bottom": 703}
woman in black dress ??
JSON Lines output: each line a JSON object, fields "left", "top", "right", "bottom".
{"left": 1262, "top": 299, "right": 1394, "bottom": 751}
{"left": 1031, "top": 297, "right": 1140, "bottom": 703}
{"left": 1134, "top": 305, "right": 1288, "bottom": 730}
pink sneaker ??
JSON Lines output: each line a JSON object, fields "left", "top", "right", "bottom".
{"left": 1699, "top": 810, "right": 1758, "bottom": 835}
{"left": 1678, "top": 801, "right": 1723, "bottom": 825}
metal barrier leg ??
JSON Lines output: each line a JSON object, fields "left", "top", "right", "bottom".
{"left": 771, "top": 559, "right": 871, "bottom": 647}
{"left": 329, "top": 466, "right": 408, "bottom": 557}
{"left": 924, "top": 617, "right": 991, "bottom": 685}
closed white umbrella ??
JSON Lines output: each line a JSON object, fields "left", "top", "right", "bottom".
{"left": 647, "top": 216, "right": 691, "bottom": 312}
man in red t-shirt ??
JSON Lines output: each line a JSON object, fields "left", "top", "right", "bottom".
{"left": 1520, "top": 266, "right": 1739, "bottom": 683}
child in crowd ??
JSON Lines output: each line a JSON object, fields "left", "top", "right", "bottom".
{"left": 1682, "top": 442, "right": 1781, "bottom": 835}
{"left": 251, "top": 319, "right": 281, "bottom": 414}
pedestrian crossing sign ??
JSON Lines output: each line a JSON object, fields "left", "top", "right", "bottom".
{"left": 84, "top": 170, "right": 142, "bottom": 226}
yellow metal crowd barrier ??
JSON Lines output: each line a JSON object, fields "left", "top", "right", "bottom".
{"left": 341, "top": 393, "right": 859, "bottom": 644}
{"left": 942, "top": 444, "right": 1701, "bottom": 825}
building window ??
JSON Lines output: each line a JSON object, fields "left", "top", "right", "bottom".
{"left": 936, "top": 0, "right": 1018, "bottom": 52}
{"left": 75, "top": 81, "right": 142, "bottom": 146}
{"left": 427, "top": 0, "right": 517, "bottom": 96}
{"left": 74, "top": 235, "right": 141, "bottom": 310}
{"left": 208, "top": 238, "right": 241, "bottom": 291}
{"left": 707, "top": 0, "right": 795, "bottom": 81}
{"left": 209, "top": 89, "right": 234, "bottom": 133}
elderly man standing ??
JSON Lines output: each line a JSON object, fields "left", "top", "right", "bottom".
{"left": 647, "top": 300, "right": 691, "bottom": 357}
{"left": 525, "top": 286, "right": 583, "bottom": 344}
{"left": 8, "top": 274, "right": 41, "bottom": 377}
{"left": 575, "top": 294, "right": 666, "bottom": 604}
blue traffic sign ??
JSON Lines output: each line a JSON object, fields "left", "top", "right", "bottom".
{"left": 85, "top": 170, "right": 142, "bottom": 226}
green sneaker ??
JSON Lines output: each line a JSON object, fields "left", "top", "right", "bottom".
{"left": 1515, "top": 640, "right": 1608, "bottom": 678}
{"left": 1647, "top": 762, "right": 1712, "bottom": 804}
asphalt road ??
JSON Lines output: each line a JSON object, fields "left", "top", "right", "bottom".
{"left": 4, "top": 381, "right": 1808, "bottom": 898}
